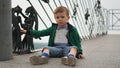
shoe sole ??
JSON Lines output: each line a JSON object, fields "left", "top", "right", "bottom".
{"left": 61, "top": 57, "right": 76, "bottom": 66}
{"left": 29, "top": 56, "right": 48, "bottom": 65}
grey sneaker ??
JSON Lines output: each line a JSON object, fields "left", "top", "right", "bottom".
{"left": 61, "top": 56, "right": 76, "bottom": 66}
{"left": 29, "top": 56, "right": 48, "bottom": 65}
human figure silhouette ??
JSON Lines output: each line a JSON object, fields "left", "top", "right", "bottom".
{"left": 42, "top": 0, "right": 49, "bottom": 3}
{"left": 94, "top": 0, "right": 101, "bottom": 16}
{"left": 72, "top": 3, "right": 78, "bottom": 20}
{"left": 85, "top": 8, "right": 90, "bottom": 24}
{"left": 19, "top": 6, "right": 38, "bottom": 53}
{"left": 12, "top": 6, "right": 23, "bottom": 54}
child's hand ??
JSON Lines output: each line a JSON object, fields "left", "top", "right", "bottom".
{"left": 20, "top": 30, "right": 27, "bottom": 34}
{"left": 78, "top": 54, "right": 85, "bottom": 59}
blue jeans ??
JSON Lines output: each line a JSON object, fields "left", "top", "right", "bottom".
{"left": 42, "top": 43, "right": 77, "bottom": 57}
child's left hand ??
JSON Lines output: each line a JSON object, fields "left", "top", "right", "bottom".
{"left": 78, "top": 54, "right": 85, "bottom": 59}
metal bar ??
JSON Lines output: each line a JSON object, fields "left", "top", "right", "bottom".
{"left": 38, "top": 0, "right": 53, "bottom": 23}
{"left": 27, "top": 0, "right": 48, "bottom": 28}
{"left": 87, "top": 0, "right": 98, "bottom": 37}
{"left": 112, "top": 13, "right": 120, "bottom": 19}
{"left": 64, "top": 0, "right": 77, "bottom": 27}
{"left": 53, "top": 0, "right": 58, "bottom": 7}
{"left": 64, "top": 0, "right": 84, "bottom": 38}
{"left": 47, "top": 3, "right": 54, "bottom": 13}
{"left": 76, "top": 0, "right": 91, "bottom": 39}
{"left": 83, "top": 0, "right": 94, "bottom": 37}
{"left": 58, "top": 0, "right": 62, "bottom": 6}
{"left": 70, "top": 0, "right": 89, "bottom": 39}
{"left": 112, "top": 20, "right": 120, "bottom": 26}
{"left": 66, "top": 0, "right": 83, "bottom": 35}
{"left": 112, "top": 10, "right": 114, "bottom": 30}
{"left": 78, "top": 0, "right": 92, "bottom": 38}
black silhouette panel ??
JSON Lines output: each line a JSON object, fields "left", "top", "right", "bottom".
{"left": 12, "top": 5, "right": 39, "bottom": 54}
{"left": 12, "top": 6, "right": 23, "bottom": 54}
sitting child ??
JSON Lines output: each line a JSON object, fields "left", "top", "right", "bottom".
{"left": 21, "top": 6, "right": 84, "bottom": 66}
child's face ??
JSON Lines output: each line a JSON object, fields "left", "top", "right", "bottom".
{"left": 54, "top": 12, "right": 70, "bottom": 26}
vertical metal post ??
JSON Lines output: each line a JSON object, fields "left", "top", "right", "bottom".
{"left": 0, "top": 0, "right": 13, "bottom": 61}
{"left": 112, "top": 9, "right": 113, "bottom": 30}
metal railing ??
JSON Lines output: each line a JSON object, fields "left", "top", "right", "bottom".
{"left": 20, "top": 0, "right": 109, "bottom": 40}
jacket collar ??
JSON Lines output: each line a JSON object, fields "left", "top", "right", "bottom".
{"left": 52, "top": 22, "right": 74, "bottom": 31}
{"left": 67, "top": 23, "right": 74, "bottom": 31}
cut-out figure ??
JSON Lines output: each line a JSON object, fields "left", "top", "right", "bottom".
{"left": 94, "top": 0, "right": 101, "bottom": 16}
{"left": 12, "top": 6, "right": 23, "bottom": 54}
{"left": 20, "top": 6, "right": 39, "bottom": 53}
{"left": 72, "top": 3, "right": 78, "bottom": 20}
{"left": 85, "top": 8, "right": 90, "bottom": 24}
{"left": 42, "top": 0, "right": 49, "bottom": 3}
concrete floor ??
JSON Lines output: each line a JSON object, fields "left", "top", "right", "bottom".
{"left": 0, "top": 35, "right": 120, "bottom": 68}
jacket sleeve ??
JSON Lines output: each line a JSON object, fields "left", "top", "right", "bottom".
{"left": 72, "top": 28, "right": 83, "bottom": 55}
{"left": 27, "top": 26, "right": 52, "bottom": 38}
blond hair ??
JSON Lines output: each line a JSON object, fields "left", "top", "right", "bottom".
{"left": 54, "top": 6, "right": 69, "bottom": 16}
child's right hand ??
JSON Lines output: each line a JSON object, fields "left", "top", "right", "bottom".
{"left": 20, "top": 30, "right": 27, "bottom": 34}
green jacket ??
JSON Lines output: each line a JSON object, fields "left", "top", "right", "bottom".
{"left": 28, "top": 23, "right": 83, "bottom": 54}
